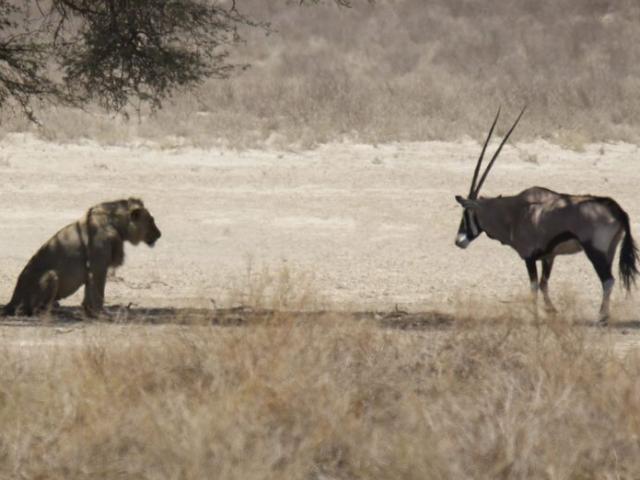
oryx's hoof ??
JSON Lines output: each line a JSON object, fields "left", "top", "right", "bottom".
{"left": 544, "top": 304, "right": 558, "bottom": 315}
{"left": 597, "top": 315, "right": 609, "bottom": 327}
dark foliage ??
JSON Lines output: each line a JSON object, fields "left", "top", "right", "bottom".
{"left": 50, "top": 0, "right": 263, "bottom": 112}
{"left": 0, "top": 0, "right": 364, "bottom": 118}
{"left": 0, "top": 1, "right": 61, "bottom": 121}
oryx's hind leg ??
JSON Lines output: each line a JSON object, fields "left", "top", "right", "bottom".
{"left": 582, "top": 243, "right": 614, "bottom": 325}
{"left": 540, "top": 256, "right": 558, "bottom": 314}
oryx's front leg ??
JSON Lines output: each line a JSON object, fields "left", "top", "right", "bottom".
{"left": 525, "top": 258, "right": 539, "bottom": 316}
{"left": 540, "top": 257, "right": 558, "bottom": 313}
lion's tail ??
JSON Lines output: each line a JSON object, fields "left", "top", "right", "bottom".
{"left": 2, "top": 284, "right": 21, "bottom": 316}
{"left": 2, "top": 302, "right": 16, "bottom": 316}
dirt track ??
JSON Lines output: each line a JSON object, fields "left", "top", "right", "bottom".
{"left": 0, "top": 134, "right": 639, "bottom": 322}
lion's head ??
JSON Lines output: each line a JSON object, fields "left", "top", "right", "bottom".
{"left": 126, "top": 200, "right": 162, "bottom": 247}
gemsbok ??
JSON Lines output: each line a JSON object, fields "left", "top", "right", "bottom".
{"left": 454, "top": 107, "right": 638, "bottom": 324}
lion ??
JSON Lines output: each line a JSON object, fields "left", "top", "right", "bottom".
{"left": 2, "top": 198, "right": 161, "bottom": 317}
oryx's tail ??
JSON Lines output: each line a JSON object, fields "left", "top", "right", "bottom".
{"left": 619, "top": 208, "right": 639, "bottom": 292}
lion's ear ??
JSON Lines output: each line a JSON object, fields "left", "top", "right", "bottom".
{"left": 130, "top": 207, "right": 143, "bottom": 222}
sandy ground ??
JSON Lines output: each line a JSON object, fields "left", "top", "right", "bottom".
{"left": 0, "top": 133, "right": 639, "bottom": 322}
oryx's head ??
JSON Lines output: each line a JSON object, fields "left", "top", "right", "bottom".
{"left": 455, "top": 106, "right": 526, "bottom": 249}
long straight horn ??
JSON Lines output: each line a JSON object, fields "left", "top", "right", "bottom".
{"left": 473, "top": 105, "right": 526, "bottom": 196}
{"left": 469, "top": 107, "right": 500, "bottom": 198}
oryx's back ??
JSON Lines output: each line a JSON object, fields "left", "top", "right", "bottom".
{"left": 504, "top": 187, "right": 627, "bottom": 260}
{"left": 518, "top": 186, "right": 600, "bottom": 212}
{"left": 519, "top": 186, "right": 625, "bottom": 235}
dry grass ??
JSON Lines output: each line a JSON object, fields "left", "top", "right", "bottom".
{"left": 5, "top": 0, "right": 640, "bottom": 148}
{"left": 1, "top": 305, "right": 639, "bottom": 479}
{"left": 225, "top": 260, "right": 323, "bottom": 312}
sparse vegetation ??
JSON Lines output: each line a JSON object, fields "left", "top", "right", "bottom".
{"left": 518, "top": 148, "right": 539, "bottom": 165}
{"left": 4, "top": 0, "right": 640, "bottom": 147}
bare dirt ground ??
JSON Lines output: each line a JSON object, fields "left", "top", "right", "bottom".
{"left": 0, "top": 134, "right": 638, "bottom": 331}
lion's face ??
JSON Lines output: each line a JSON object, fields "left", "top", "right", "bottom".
{"left": 128, "top": 207, "right": 162, "bottom": 247}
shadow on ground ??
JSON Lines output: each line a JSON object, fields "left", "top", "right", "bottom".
{"left": 0, "top": 305, "right": 638, "bottom": 331}
{"left": 0, "top": 305, "right": 455, "bottom": 330}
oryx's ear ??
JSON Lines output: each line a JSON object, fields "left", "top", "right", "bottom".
{"left": 455, "top": 195, "right": 480, "bottom": 210}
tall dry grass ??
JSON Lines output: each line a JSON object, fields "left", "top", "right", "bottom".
{"left": 1, "top": 308, "right": 639, "bottom": 479}
{"left": 4, "top": 0, "right": 640, "bottom": 148}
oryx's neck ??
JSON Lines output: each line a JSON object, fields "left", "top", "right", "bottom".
{"left": 476, "top": 196, "right": 517, "bottom": 246}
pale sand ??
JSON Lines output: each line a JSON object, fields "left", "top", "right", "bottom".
{"left": 0, "top": 134, "right": 638, "bottom": 322}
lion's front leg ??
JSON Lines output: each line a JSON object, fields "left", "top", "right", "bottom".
{"left": 82, "top": 265, "right": 107, "bottom": 318}
{"left": 109, "top": 234, "right": 125, "bottom": 268}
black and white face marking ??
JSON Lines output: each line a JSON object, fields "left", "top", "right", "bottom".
{"left": 455, "top": 208, "right": 481, "bottom": 249}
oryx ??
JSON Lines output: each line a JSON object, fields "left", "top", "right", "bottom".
{"left": 454, "top": 108, "right": 639, "bottom": 324}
